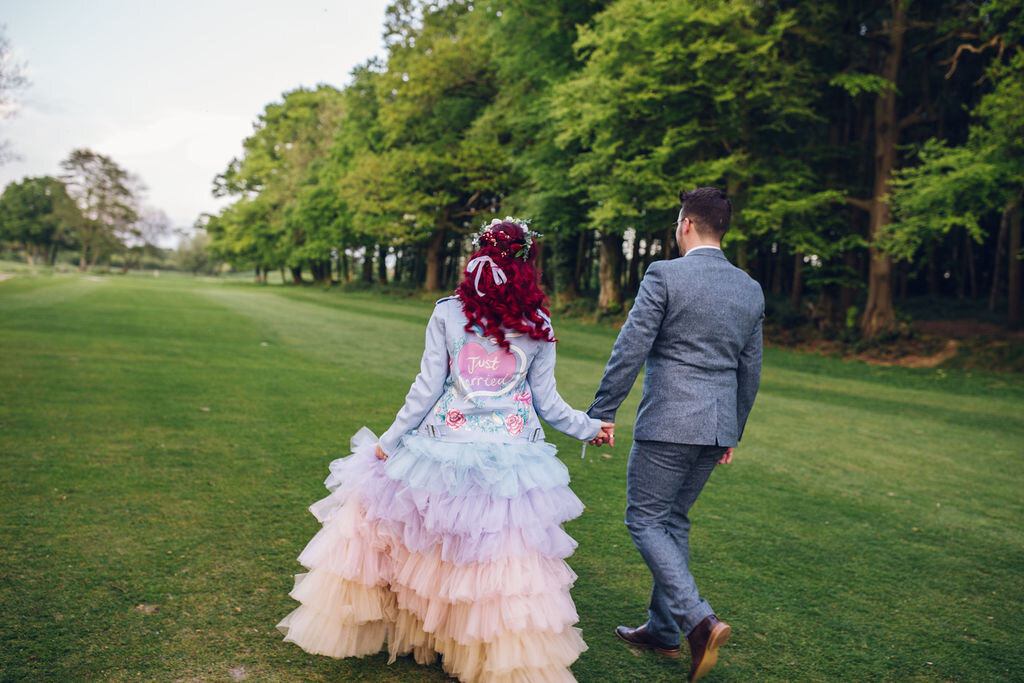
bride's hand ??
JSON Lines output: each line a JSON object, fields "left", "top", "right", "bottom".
{"left": 589, "top": 422, "right": 615, "bottom": 447}
{"left": 601, "top": 422, "right": 615, "bottom": 448}
{"left": 375, "top": 444, "right": 388, "bottom": 461}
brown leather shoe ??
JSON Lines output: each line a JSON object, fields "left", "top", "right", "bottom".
{"left": 614, "top": 624, "right": 682, "bottom": 658}
{"left": 686, "top": 615, "right": 731, "bottom": 681}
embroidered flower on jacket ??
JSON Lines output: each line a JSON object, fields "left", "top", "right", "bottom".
{"left": 446, "top": 410, "right": 466, "bottom": 429}
{"left": 513, "top": 391, "right": 532, "bottom": 405}
{"left": 505, "top": 414, "right": 524, "bottom": 435}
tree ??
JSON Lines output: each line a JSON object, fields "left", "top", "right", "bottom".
{"left": 889, "top": 23, "right": 1024, "bottom": 325}
{"left": 341, "top": 1, "right": 507, "bottom": 291}
{"left": 59, "top": 149, "right": 141, "bottom": 271}
{"left": 551, "top": 0, "right": 822, "bottom": 310}
{"left": 467, "top": 0, "right": 610, "bottom": 300}
{"left": 831, "top": 0, "right": 988, "bottom": 337}
{"left": 0, "top": 25, "right": 29, "bottom": 164}
{"left": 175, "top": 231, "right": 217, "bottom": 275}
{"left": 120, "top": 207, "right": 171, "bottom": 272}
{"left": 213, "top": 85, "right": 346, "bottom": 283}
{"left": 190, "top": 0, "right": 1022, "bottom": 338}
{"left": 0, "top": 176, "right": 78, "bottom": 264}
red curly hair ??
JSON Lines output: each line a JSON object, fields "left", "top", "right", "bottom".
{"left": 455, "top": 221, "right": 556, "bottom": 351}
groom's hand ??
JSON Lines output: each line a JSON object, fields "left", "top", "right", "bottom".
{"left": 589, "top": 422, "right": 615, "bottom": 447}
{"left": 718, "top": 447, "right": 734, "bottom": 464}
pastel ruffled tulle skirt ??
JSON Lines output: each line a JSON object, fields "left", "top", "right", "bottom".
{"left": 277, "top": 427, "right": 587, "bottom": 682}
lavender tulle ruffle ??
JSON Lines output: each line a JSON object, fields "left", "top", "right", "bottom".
{"left": 328, "top": 432, "right": 572, "bottom": 498}
{"left": 278, "top": 426, "right": 588, "bottom": 682}
{"left": 322, "top": 431, "right": 584, "bottom": 565}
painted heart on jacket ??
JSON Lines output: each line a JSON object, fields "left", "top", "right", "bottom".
{"left": 457, "top": 341, "right": 524, "bottom": 400}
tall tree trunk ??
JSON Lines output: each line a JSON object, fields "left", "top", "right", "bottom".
{"left": 444, "top": 235, "right": 460, "bottom": 290}
{"left": 392, "top": 250, "right": 402, "bottom": 284}
{"left": 790, "top": 254, "right": 804, "bottom": 311}
{"left": 627, "top": 231, "right": 642, "bottom": 294}
{"left": 361, "top": 249, "right": 373, "bottom": 283}
{"left": 771, "top": 248, "right": 784, "bottom": 296}
{"left": 815, "top": 287, "right": 837, "bottom": 331}
{"left": 1009, "top": 194, "right": 1022, "bottom": 328}
{"left": 24, "top": 244, "right": 35, "bottom": 266}
{"left": 536, "top": 239, "right": 550, "bottom": 290}
{"left": 255, "top": 264, "right": 262, "bottom": 283}
{"left": 598, "top": 231, "right": 623, "bottom": 310}
{"left": 965, "top": 229, "right": 978, "bottom": 299}
{"left": 953, "top": 239, "right": 965, "bottom": 300}
{"left": 661, "top": 226, "right": 679, "bottom": 260}
{"left": 424, "top": 229, "right": 445, "bottom": 291}
{"left": 726, "top": 178, "right": 747, "bottom": 271}
{"left": 290, "top": 266, "right": 303, "bottom": 284}
{"left": 989, "top": 196, "right": 1014, "bottom": 312}
{"left": 927, "top": 240, "right": 941, "bottom": 299}
{"left": 735, "top": 241, "right": 748, "bottom": 273}
{"left": 860, "top": 0, "right": 906, "bottom": 338}
{"left": 313, "top": 260, "right": 331, "bottom": 285}
{"left": 377, "top": 244, "right": 388, "bottom": 284}
{"left": 559, "top": 231, "right": 585, "bottom": 302}
{"left": 643, "top": 232, "right": 660, "bottom": 272}
{"left": 79, "top": 246, "right": 89, "bottom": 272}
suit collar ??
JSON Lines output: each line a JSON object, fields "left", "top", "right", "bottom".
{"left": 684, "top": 246, "right": 727, "bottom": 261}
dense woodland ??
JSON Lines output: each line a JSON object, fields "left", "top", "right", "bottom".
{"left": 2, "top": 1, "right": 1022, "bottom": 337}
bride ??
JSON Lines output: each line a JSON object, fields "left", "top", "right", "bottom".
{"left": 278, "top": 217, "right": 613, "bottom": 681}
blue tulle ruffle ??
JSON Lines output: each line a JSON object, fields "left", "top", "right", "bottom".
{"left": 380, "top": 433, "right": 570, "bottom": 499}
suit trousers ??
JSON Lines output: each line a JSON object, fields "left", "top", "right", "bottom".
{"left": 625, "top": 439, "right": 726, "bottom": 645}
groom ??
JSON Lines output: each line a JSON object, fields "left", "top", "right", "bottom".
{"left": 587, "top": 187, "right": 764, "bottom": 681}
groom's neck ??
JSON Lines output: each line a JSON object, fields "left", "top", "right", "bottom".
{"left": 683, "top": 240, "right": 721, "bottom": 254}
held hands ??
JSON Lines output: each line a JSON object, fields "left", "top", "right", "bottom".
{"left": 589, "top": 422, "right": 615, "bottom": 448}
{"left": 375, "top": 444, "right": 388, "bottom": 461}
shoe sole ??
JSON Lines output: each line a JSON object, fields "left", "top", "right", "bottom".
{"left": 690, "top": 622, "right": 731, "bottom": 682}
{"left": 614, "top": 630, "right": 681, "bottom": 659}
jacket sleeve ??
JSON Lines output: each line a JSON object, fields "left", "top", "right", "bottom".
{"left": 587, "top": 261, "right": 667, "bottom": 422}
{"left": 379, "top": 305, "right": 449, "bottom": 454}
{"left": 528, "top": 339, "right": 602, "bottom": 442}
{"left": 735, "top": 300, "right": 764, "bottom": 441}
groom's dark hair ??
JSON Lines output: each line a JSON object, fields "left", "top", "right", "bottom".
{"left": 679, "top": 187, "right": 731, "bottom": 240}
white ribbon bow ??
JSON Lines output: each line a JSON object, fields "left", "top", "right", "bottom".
{"left": 466, "top": 256, "right": 507, "bottom": 296}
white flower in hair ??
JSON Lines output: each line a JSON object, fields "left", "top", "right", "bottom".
{"left": 471, "top": 216, "right": 543, "bottom": 260}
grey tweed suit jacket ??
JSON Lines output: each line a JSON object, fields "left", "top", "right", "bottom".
{"left": 587, "top": 249, "right": 764, "bottom": 447}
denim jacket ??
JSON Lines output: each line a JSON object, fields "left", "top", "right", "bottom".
{"left": 379, "top": 297, "right": 601, "bottom": 454}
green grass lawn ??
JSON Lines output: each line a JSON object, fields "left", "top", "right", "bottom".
{"left": 1, "top": 272, "right": 1022, "bottom": 682}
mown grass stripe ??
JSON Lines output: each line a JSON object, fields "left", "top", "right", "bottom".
{"left": 1, "top": 275, "right": 1021, "bottom": 681}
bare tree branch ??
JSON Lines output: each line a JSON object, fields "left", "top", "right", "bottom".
{"left": 845, "top": 196, "right": 874, "bottom": 212}
{"left": 942, "top": 35, "right": 1002, "bottom": 79}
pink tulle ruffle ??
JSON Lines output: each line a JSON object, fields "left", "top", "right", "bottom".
{"left": 280, "top": 427, "right": 587, "bottom": 682}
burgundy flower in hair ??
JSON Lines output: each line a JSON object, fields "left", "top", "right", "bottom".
{"left": 472, "top": 216, "right": 542, "bottom": 260}
{"left": 456, "top": 218, "right": 556, "bottom": 352}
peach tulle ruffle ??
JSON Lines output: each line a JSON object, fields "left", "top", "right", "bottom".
{"left": 278, "top": 427, "right": 587, "bottom": 682}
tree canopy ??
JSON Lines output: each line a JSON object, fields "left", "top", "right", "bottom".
{"left": 202, "top": 0, "right": 1023, "bottom": 333}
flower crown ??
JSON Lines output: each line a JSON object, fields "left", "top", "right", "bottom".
{"left": 471, "top": 216, "right": 543, "bottom": 261}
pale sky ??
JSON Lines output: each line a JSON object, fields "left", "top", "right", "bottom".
{"left": 0, "top": 0, "right": 392, "bottom": 242}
